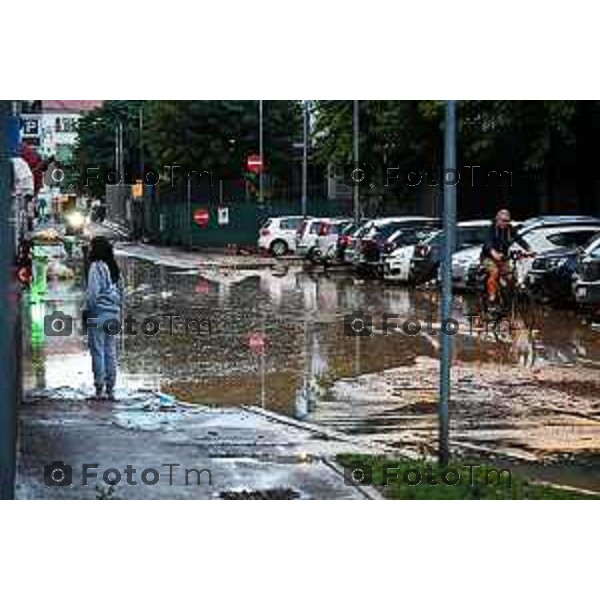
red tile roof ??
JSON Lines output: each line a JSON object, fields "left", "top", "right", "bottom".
{"left": 42, "top": 100, "right": 103, "bottom": 113}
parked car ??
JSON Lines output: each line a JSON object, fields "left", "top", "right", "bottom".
{"left": 335, "top": 221, "right": 363, "bottom": 264}
{"left": 381, "top": 220, "right": 441, "bottom": 260}
{"left": 573, "top": 235, "right": 600, "bottom": 311}
{"left": 526, "top": 227, "right": 600, "bottom": 303}
{"left": 358, "top": 217, "right": 440, "bottom": 275}
{"left": 410, "top": 220, "right": 491, "bottom": 284}
{"left": 514, "top": 223, "right": 600, "bottom": 284}
{"left": 381, "top": 224, "right": 443, "bottom": 282}
{"left": 258, "top": 216, "right": 307, "bottom": 256}
{"left": 296, "top": 217, "right": 330, "bottom": 260}
{"left": 315, "top": 218, "right": 353, "bottom": 264}
{"left": 518, "top": 215, "right": 600, "bottom": 236}
{"left": 450, "top": 221, "right": 600, "bottom": 293}
{"left": 451, "top": 244, "right": 484, "bottom": 290}
{"left": 343, "top": 220, "right": 374, "bottom": 265}
{"left": 384, "top": 243, "right": 419, "bottom": 283}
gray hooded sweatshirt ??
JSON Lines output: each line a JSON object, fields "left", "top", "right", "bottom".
{"left": 85, "top": 260, "right": 123, "bottom": 317}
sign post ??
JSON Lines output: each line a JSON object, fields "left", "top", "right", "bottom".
{"left": 439, "top": 100, "right": 457, "bottom": 466}
{"left": 258, "top": 100, "right": 264, "bottom": 203}
{"left": 302, "top": 100, "right": 309, "bottom": 217}
{"left": 353, "top": 100, "right": 360, "bottom": 225}
{"left": 248, "top": 331, "right": 267, "bottom": 408}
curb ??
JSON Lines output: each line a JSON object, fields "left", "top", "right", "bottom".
{"left": 241, "top": 404, "right": 418, "bottom": 457}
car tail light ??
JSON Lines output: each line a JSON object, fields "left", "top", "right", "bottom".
{"left": 319, "top": 223, "right": 331, "bottom": 236}
{"left": 260, "top": 228, "right": 269, "bottom": 236}
{"left": 339, "top": 234, "right": 350, "bottom": 247}
{"left": 383, "top": 242, "right": 396, "bottom": 254}
{"left": 416, "top": 244, "right": 431, "bottom": 257}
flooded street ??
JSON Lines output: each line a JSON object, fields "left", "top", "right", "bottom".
{"left": 22, "top": 252, "right": 600, "bottom": 489}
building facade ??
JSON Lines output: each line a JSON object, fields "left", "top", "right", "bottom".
{"left": 20, "top": 100, "right": 102, "bottom": 161}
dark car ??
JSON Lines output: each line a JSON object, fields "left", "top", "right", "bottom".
{"left": 527, "top": 229, "right": 600, "bottom": 304}
{"left": 380, "top": 220, "right": 441, "bottom": 262}
{"left": 573, "top": 235, "right": 600, "bottom": 312}
{"left": 410, "top": 220, "right": 491, "bottom": 284}
{"left": 335, "top": 221, "right": 363, "bottom": 263}
{"left": 358, "top": 217, "right": 439, "bottom": 276}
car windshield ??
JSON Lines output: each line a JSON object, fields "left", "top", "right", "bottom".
{"left": 354, "top": 223, "right": 374, "bottom": 238}
{"left": 392, "top": 227, "right": 440, "bottom": 246}
{"left": 584, "top": 231, "right": 600, "bottom": 252}
{"left": 420, "top": 227, "right": 488, "bottom": 247}
{"left": 423, "top": 230, "right": 443, "bottom": 245}
{"left": 546, "top": 229, "right": 600, "bottom": 249}
{"left": 370, "top": 222, "right": 408, "bottom": 239}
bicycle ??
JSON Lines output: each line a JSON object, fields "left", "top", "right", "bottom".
{"left": 476, "top": 250, "right": 539, "bottom": 334}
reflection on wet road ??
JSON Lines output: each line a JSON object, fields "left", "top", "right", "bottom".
{"left": 23, "top": 258, "right": 600, "bottom": 479}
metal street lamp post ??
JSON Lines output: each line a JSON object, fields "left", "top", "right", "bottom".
{"left": 302, "top": 100, "right": 309, "bottom": 217}
{"left": 353, "top": 100, "right": 360, "bottom": 225}
{"left": 439, "top": 100, "right": 457, "bottom": 465}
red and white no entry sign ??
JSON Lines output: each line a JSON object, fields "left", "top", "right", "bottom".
{"left": 246, "top": 154, "right": 263, "bottom": 173}
{"left": 193, "top": 208, "right": 210, "bottom": 227}
{"left": 248, "top": 331, "right": 267, "bottom": 353}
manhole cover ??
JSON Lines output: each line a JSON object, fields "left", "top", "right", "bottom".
{"left": 219, "top": 488, "right": 300, "bottom": 500}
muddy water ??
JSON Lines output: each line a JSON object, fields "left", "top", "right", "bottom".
{"left": 22, "top": 258, "right": 600, "bottom": 482}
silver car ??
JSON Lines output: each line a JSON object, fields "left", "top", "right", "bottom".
{"left": 296, "top": 217, "right": 330, "bottom": 260}
{"left": 315, "top": 218, "right": 353, "bottom": 264}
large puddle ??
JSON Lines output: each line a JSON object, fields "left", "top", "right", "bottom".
{"left": 22, "top": 256, "right": 600, "bottom": 476}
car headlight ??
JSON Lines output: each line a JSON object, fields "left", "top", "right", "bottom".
{"left": 548, "top": 257, "right": 567, "bottom": 269}
{"left": 66, "top": 211, "right": 85, "bottom": 228}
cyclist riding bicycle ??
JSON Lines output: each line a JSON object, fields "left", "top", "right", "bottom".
{"left": 480, "top": 209, "right": 532, "bottom": 308}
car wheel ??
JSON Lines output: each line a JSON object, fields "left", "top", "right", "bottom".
{"left": 308, "top": 247, "right": 320, "bottom": 264}
{"left": 270, "top": 239, "right": 288, "bottom": 257}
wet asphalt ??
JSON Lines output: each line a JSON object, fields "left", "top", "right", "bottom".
{"left": 19, "top": 250, "right": 600, "bottom": 493}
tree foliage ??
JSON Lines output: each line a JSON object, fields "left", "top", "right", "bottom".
{"left": 75, "top": 100, "right": 302, "bottom": 199}
{"left": 312, "top": 100, "right": 582, "bottom": 212}
{"left": 75, "top": 100, "right": 587, "bottom": 211}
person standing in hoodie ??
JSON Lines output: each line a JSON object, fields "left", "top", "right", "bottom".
{"left": 84, "top": 237, "right": 123, "bottom": 400}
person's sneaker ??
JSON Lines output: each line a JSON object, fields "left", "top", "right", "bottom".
{"left": 105, "top": 387, "right": 116, "bottom": 401}
{"left": 94, "top": 386, "right": 105, "bottom": 400}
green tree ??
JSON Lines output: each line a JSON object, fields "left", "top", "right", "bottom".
{"left": 75, "top": 100, "right": 147, "bottom": 198}
{"left": 143, "top": 100, "right": 302, "bottom": 197}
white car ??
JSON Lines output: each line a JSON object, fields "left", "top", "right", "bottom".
{"left": 451, "top": 245, "right": 483, "bottom": 290}
{"left": 451, "top": 223, "right": 600, "bottom": 291}
{"left": 515, "top": 224, "right": 600, "bottom": 284}
{"left": 383, "top": 244, "right": 417, "bottom": 282}
{"left": 316, "top": 218, "right": 353, "bottom": 263}
{"left": 258, "top": 216, "right": 307, "bottom": 256}
{"left": 296, "top": 217, "right": 330, "bottom": 260}
{"left": 385, "top": 220, "right": 489, "bottom": 284}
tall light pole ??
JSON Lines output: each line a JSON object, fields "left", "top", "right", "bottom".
{"left": 114, "top": 124, "right": 119, "bottom": 180}
{"left": 139, "top": 105, "right": 144, "bottom": 181}
{"left": 259, "top": 100, "right": 264, "bottom": 203}
{"left": 119, "top": 121, "right": 125, "bottom": 182}
{"left": 302, "top": 100, "right": 309, "bottom": 217}
{"left": 439, "top": 100, "right": 457, "bottom": 465}
{"left": 353, "top": 100, "right": 360, "bottom": 225}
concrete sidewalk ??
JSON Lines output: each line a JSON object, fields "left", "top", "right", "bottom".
{"left": 92, "top": 221, "right": 300, "bottom": 271}
{"left": 16, "top": 389, "right": 380, "bottom": 499}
